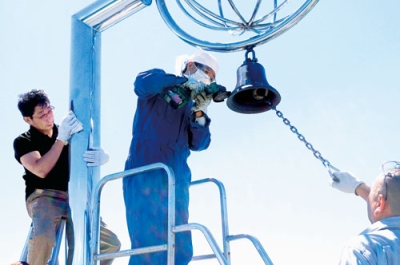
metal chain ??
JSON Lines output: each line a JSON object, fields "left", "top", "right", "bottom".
{"left": 267, "top": 102, "right": 339, "bottom": 178}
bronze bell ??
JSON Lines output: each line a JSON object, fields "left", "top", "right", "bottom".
{"left": 227, "top": 49, "right": 281, "bottom": 114}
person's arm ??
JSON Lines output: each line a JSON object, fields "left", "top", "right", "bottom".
{"left": 188, "top": 91, "right": 213, "bottom": 150}
{"left": 355, "top": 183, "right": 370, "bottom": 201}
{"left": 20, "top": 141, "right": 65, "bottom": 178}
{"left": 19, "top": 110, "right": 83, "bottom": 178}
{"left": 188, "top": 112, "right": 211, "bottom": 152}
{"left": 134, "top": 69, "right": 187, "bottom": 99}
{"left": 331, "top": 171, "right": 367, "bottom": 198}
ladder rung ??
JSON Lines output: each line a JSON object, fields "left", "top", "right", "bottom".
{"left": 94, "top": 244, "right": 168, "bottom": 261}
{"left": 191, "top": 253, "right": 218, "bottom": 261}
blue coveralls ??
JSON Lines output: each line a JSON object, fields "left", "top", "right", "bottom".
{"left": 123, "top": 69, "right": 211, "bottom": 265}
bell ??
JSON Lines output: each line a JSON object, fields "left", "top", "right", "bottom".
{"left": 227, "top": 50, "right": 281, "bottom": 114}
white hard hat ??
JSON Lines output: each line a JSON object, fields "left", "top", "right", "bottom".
{"left": 175, "top": 51, "right": 219, "bottom": 76}
{"left": 188, "top": 51, "right": 219, "bottom": 75}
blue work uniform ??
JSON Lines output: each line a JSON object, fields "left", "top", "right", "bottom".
{"left": 339, "top": 216, "right": 400, "bottom": 264}
{"left": 123, "top": 69, "right": 211, "bottom": 265}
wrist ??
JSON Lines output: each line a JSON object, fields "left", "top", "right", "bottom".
{"left": 56, "top": 139, "right": 68, "bottom": 145}
{"left": 195, "top": 111, "right": 204, "bottom": 117}
{"left": 355, "top": 182, "right": 369, "bottom": 200}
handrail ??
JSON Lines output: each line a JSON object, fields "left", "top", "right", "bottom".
{"left": 90, "top": 162, "right": 176, "bottom": 265}
{"left": 227, "top": 234, "right": 274, "bottom": 265}
{"left": 190, "top": 178, "right": 231, "bottom": 263}
{"left": 190, "top": 178, "right": 274, "bottom": 265}
{"left": 90, "top": 164, "right": 274, "bottom": 265}
{"left": 19, "top": 224, "right": 32, "bottom": 262}
{"left": 173, "top": 223, "right": 228, "bottom": 265}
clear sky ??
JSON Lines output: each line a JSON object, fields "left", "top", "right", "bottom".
{"left": 1, "top": 1, "right": 400, "bottom": 264}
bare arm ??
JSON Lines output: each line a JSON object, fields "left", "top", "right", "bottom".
{"left": 355, "top": 183, "right": 370, "bottom": 201}
{"left": 20, "top": 140, "right": 65, "bottom": 178}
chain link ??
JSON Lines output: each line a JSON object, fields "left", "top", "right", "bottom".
{"left": 268, "top": 102, "right": 337, "bottom": 171}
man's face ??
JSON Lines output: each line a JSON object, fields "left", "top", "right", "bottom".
{"left": 24, "top": 104, "right": 54, "bottom": 133}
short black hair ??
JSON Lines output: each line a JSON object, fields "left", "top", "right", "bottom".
{"left": 17, "top": 89, "right": 50, "bottom": 117}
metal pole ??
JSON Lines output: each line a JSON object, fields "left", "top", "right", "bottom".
{"left": 69, "top": 15, "right": 101, "bottom": 265}
{"left": 69, "top": 1, "right": 152, "bottom": 264}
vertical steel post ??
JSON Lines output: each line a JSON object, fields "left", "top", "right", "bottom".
{"left": 69, "top": 15, "right": 101, "bottom": 265}
{"left": 69, "top": 1, "right": 151, "bottom": 264}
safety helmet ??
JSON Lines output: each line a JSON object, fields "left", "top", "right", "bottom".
{"left": 188, "top": 51, "right": 219, "bottom": 75}
{"left": 175, "top": 51, "right": 219, "bottom": 77}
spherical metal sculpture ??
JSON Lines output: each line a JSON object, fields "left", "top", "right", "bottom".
{"left": 156, "top": 0, "right": 319, "bottom": 52}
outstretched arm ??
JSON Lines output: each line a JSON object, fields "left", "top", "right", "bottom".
{"left": 355, "top": 183, "right": 370, "bottom": 201}
{"left": 331, "top": 171, "right": 370, "bottom": 201}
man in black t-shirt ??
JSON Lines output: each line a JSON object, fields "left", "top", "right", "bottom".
{"left": 13, "top": 89, "right": 120, "bottom": 265}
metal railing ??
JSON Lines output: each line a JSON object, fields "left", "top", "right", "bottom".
{"left": 90, "top": 162, "right": 274, "bottom": 265}
{"left": 190, "top": 178, "right": 274, "bottom": 265}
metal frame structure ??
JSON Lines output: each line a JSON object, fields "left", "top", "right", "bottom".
{"left": 68, "top": 1, "right": 319, "bottom": 264}
{"left": 90, "top": 163, "right": 177, "bottom": 265}
{"left": 90, "top": 162, "right": 273, "bottom": 265}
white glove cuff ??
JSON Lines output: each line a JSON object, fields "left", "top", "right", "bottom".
{"left": 353, "top": 181, "right": 365, "bottom": 196}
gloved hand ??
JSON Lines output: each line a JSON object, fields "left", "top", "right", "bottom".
{"left": 83, "top": 147, "right": 110, "bottom": 167}
{"left": 330, "top": 171, "right": 364, "bottom": 194}
{"left": 191, "top": 92, "right": 212, "bottom": 114}
{"left": 57, "top": 111, "right": 83, "bottom": 143}
{"left": 185, "top": 78, "right": 206, "bottom": 92}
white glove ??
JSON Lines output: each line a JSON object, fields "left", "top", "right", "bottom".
{"left": 83, "top": 147, "right": 109, "bottom": 167}
{"left": 57, "top": 111, "right": 83, "bottom": 143}
{"left": 191, "top": 92, "right": 212, "bottom": 114}
{"left": 185, "top": 78, "right": 206, "bottom": 93}
{"left": 330, "top": 171, "right": 364, "bottom": 194}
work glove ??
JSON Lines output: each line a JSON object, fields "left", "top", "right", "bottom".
{"left": 330, "top": 171, "right": 364, "bottom": 194}
{"left": 191, "top": 91, "right": 212, "bottom": 114}
{"left": 83, "top": 147, "right": 110, "bottom": 167}
{"left": 185, "top": 78, "right": 206, "bottom": 93}
{"left": 57, "top": 111, "right": 83, "bottom": 143}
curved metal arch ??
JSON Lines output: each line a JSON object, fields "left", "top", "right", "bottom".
{"left": 156, "top": 0, "right": 320, "bottom": 52}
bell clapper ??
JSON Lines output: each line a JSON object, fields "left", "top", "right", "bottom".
{"left": 253, "top": 88, "right": 269, "bottom": 100}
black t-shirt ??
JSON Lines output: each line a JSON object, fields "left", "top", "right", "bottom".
{"left": 13, "top": 125, "right": 69, "bottom": 200}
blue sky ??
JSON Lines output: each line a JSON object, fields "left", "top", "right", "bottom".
{"left": 1, "top": 1, "right": 400, "bottom": 264}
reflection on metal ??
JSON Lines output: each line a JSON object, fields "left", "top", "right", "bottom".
{"left": 155, "top": 0, "right": 320, "bottom": 52}
{"left": 80, "top": 0, "right": 152, "bottom": 32}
